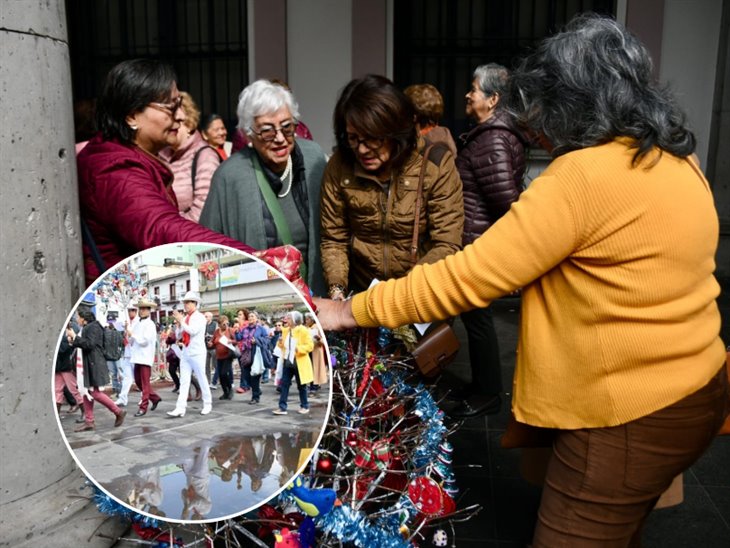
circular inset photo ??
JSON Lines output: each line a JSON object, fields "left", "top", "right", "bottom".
{"left": 52, "top": 244, "right": 331, "bottom": 522}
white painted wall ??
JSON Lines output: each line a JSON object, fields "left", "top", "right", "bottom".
{"left": 660, "top": 0, "right": 723, "bottom": 168}
{"left": 287, "top": 0, "right": 353, "bottom": 154}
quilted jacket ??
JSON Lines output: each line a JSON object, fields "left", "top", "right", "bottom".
{"left": 320, "top": 137, "right": 463, "bottom": 292}
{"left": 76, "top": 135, "right": 254, "bottom": 284}
{"left": 457, "top": 111, "right": 527, "bottom": 245}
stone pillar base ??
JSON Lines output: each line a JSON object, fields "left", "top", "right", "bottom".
{"left": 0, "top": 468, "right": 128, "bottom": 547}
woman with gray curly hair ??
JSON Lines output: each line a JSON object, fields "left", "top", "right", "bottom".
{"left": 316, "top": 14, "right": 728, "bottom": 546}
{"left": 200, "top": 80, "right": 328, "bottom": 295}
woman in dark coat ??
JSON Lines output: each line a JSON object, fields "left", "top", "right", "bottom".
{"left": 450, "top": 63, "right": 528, "bottom": 419}
{"left": 66, "top": 308, "right": 126, "bottom": 431}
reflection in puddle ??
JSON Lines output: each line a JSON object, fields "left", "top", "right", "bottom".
{"left": 102, "top": 431, "right": 318, "bottom": 520}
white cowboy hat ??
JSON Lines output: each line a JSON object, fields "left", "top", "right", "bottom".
{"left": 127, "top": 302, "right": 139, "bottom": 310}
{"left": 136, "top": 298, "right": 157, "bottom": 309}
{"left": 181, "top": 291, "right": 202, "bottom": 304}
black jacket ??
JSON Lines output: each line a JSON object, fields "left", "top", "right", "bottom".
{"left": 457, "top": 111, "right": 528, "bottom": 245}
{"left": 71, "top": 320, "right": 108, "bottom": 388}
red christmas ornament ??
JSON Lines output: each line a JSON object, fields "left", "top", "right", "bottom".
{"left": 317, "top": 457, "right": 333, "bottom": 473}
{"left": 407, "top": 476, "right": 444, "bottom": 518}
{"left": 346, "top": 431, "right": 358, "bottom": 447}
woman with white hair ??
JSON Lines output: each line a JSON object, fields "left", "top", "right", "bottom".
{"left": 273, "top": 310, "right": 314, "bottom": 415}
{"left": 200, "top": 79, "right": 327, "bottom": 295}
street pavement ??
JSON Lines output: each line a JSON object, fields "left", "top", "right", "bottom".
{"left": 57, "top": 380, "right": 330, "bottom": 522}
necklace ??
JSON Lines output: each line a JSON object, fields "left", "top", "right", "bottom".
{"left": 277, "top": 156, "right": 293, "bottom": 198}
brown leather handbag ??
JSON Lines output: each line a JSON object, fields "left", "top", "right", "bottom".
{"left": 411, "top": 322, "right": 460, "bottom": 378}
{"left": 408, "top": 144, "right": 460, "bottom": 378}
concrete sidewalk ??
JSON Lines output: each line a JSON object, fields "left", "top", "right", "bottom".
{"left": 58, "top": 380, "right": 330, "bottom": 522}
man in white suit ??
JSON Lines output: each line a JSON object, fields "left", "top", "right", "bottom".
{"left": 168, "top": 292, "right": 212, "bottom": 417}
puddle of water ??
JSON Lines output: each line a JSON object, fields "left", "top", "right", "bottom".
{"left": 102, "top": 431, "right": 318, "bottom": 520}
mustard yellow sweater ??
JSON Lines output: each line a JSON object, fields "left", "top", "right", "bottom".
{"left": 352, "top": 140, "right": 726, "bottom": 428}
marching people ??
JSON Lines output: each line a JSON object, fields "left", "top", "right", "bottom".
{"left": 168, "top": 291, "right": 213, "bottom": 417}
{"left": 235, "top": 309, "right": 255, "bottom": 394}
{"left": 211, "top": 314, "right": 235, "bottom": 400}
{"left": 204, "top": 311, "right": 218, "bottom": 387}
{"left": 115, "top": 302, "right": 138, "bottom": 407}
{"left": 247, "top": 311, "right": 272, "bottom": 405}
{"left": 273, "top": 311, "right": 313, "bottom": 415}
{"left": 127, "top": 299, "right": 162, "bottom": 417}
{"left": 103, "top": 315, "right": 124, "bottom": 398}
{"left": 315, "top": 14, "right": 729, "bottom": 547}
{"left": 166, "top": 327, "right": 181, "bottom": 393}
{"left": 55, "top": 318, "right": 82, "bottom": 416}
{"left": 304, "top": 313, "right": 328, "bottom": 396}
{"left": 66, "top": 307, "right": 126, "bottom": 432}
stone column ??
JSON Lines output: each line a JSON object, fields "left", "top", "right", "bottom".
{"left": 0, "top": 1, "right": 126, "bottom": 545}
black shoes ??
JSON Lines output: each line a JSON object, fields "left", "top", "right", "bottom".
{"left": 134, "top": 410, "right": 146, "bottom": 417}
{"left": 151, "top": 399, "right": 161, "bottom": 411}
{"left": 448, "top": 394, "right": 502, "bottom": 419}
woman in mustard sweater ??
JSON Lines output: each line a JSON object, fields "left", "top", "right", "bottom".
{"left": 316, "top": 14, "right": 728, "bottom": 547}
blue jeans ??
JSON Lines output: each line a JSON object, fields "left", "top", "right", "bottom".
{"left": 277, "top": 362, "right": 308, "bottom": 411}
{"left": 106, "top": 359, "right": 122, "bottom": 394}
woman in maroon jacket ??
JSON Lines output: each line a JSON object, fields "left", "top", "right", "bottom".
{"left": 451, "top": 63, "right": 528, "bottom": 419}
{"left": 76, "top": 59, "right": 255, "bottom": 284}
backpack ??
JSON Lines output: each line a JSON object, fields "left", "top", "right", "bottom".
{"left": 102, "top": 328, "right": 124, "bottom": 361}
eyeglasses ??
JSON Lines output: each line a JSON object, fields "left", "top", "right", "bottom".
{"left": 250, "top": 120, "right": 297, "bottom": 142}
{"left": 149, "top": 95, "right": 184, "bottom": 116}
{"left": 346, "top": 133, "right": 386, "bottom": 151}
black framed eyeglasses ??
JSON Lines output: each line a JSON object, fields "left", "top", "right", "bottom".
{"left": 149, "top": 95, "right": 184, "bottom": 116}
{"left": 250, "top": 120, "right": 298, "bottom": 142}
{"left": 346, "top": 133, "right": 385, "bottom": 151}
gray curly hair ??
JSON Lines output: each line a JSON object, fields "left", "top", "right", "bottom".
{"left": 508, "top": 13, "right": 695, "bottom": 163}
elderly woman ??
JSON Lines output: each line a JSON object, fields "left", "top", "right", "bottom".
{"left": 320, "top": 74, "right": 463, "bottom": 299}
{"left": 159, "top": 92, "right": 221, "bottom": 222}
{"left": 316, "top": 15, "right": 728, "bottom": 547}
{"left": 200, "top": 113, "right": 229, "bottom": 161}
{"left": 199, "top": 80, "right": 327, "bottom": 295}
{"left": 65, "top": 307, "right": 126, "bottom": 432}
{"left": 273, "top": 311, "right": 314, "bottom": 415}
{"left": 451, "top": 64, "right": 529, "bottom": 419}
{"left": 403, "top": 83, "right": 457, "bottom": 156}
{"left": 76, "top": 59, "right": 254, "bottom": 284}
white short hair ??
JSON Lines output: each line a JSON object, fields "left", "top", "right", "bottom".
{"left": 289, "top": 310, "right": 303, "bottom": 325}
{"left": 237, "top": 79, "right": 300, "bottom": 134}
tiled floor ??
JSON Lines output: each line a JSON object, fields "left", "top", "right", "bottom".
{"left": 445, "top": 293, "right": 730, "bottom": 547}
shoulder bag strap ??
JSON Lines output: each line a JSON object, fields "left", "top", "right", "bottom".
{"left": 251, "top": 154, "right": 293, "bottom": 246}
{"left": 191, "top": 145, "right": 219, "bottom": 191}
{"left": 411, "top": 144, "right": 434, "bottom": 265}
{"left": 80, "top": 217, "right": 107, "bottom": 275}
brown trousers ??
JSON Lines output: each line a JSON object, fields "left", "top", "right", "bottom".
{"left": 533, "top": 365, "right": 729, "bottom": 547}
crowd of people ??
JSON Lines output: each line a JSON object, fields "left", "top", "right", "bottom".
{"left": 63, "top": 12, "right": 728, "bottom": 547}
{"left": 56, "top": 294, "right": 326, "bottom": 425}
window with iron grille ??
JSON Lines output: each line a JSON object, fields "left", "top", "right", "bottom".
{"left": 394, "top": 0, "right": 616, "bottom": 137}
{"left": 66, "top": 0, "right": 248, "bottom": 134}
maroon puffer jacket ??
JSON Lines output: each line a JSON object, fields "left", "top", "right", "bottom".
{"left": 456, "top": 111, "right": 527, "bottom": 245}
{"left": 77, "top": 135, "right": 255, "bottom": 284}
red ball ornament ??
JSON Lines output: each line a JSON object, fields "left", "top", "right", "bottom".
{"left": 407, "top": 476, "right": 444, "bottom": 517}
{"left": 346, "top": 431, "right": 358, "bottom": 447}
{"left": 317, "top": 457, "right": 333, "bottom": 473}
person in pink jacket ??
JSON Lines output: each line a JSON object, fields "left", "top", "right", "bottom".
{"left": 159, "top": 91, "right": 221, "bottom": 223}
{"left": 76, "top": 59, "right": 254, "bottom": 284}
